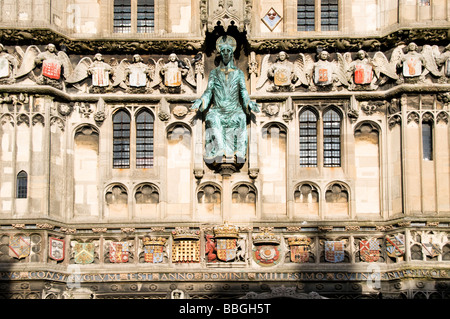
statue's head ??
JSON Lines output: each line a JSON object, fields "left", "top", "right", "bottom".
{"left": 277, "top": 51, "right": 288, "bottom": 61}
{"left": 169, "top": 53, "right": 178, "bottom": 62}
{"left": 216, "top": 36, "right": 236, "bottom": 66}
{"left": 407, "top": 42, "right": 418, "bottom": 52}
{"left": 94, "top": 53, "right": 103, "bottom": 61}
{"left": 319, "top": 50, "right": 329, "bottom": 61}
{"left": 133, "top": 54, "right": 142, "bottom": 62}
{"left": 357, "top": 50, "right": 366, "bottom": 59}
{"left": 46, "top": 44, "right": 56, "bottom": 53}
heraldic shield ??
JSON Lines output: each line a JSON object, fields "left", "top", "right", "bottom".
{"left": 359, "top": 239, "right": 380, "bottom": 262}
{"left": 354, "top": 64, "right": 373, "bottom": 84}
{"left": 403, "top": 56, "right": 422, "bottom": 77}
{"left": 143, "top": 237, "right": 166, "bottom": 263}
{"left": 216, "top": 238, "right": 237, "bottom": 262}
{"left": 73, "top": 242, "right": 95, "bottom": 264}
{"left": 386, "top": 234, "right": 405, "bottom": 258}
{"left": 9, "top": 235, "right": 31, "bottom": 259}
{"left": 288, "top": 237, "right": 311, "bottom": 263}
{"left": 274, "top": 65, "right": 292, "bottom": 86}
{"left": 109, "top": 241, "right": 129, "bottom": 263}
{"left": 49, "top": 237, "right": 65, "bottom": 261}
{"left": 254, "top": 245, "right": 281, "bottom": 265}
{"left": 325, "top": 241, "right": 345, "bottom": 263}
{"left": 42, "top": 59, "right": 61, "bottom": 80}
{"left": 422, "top": 242, "right": 442, "bottom": 258}
{"left": 213, "top": 222, "right": 239, "bottom": 262}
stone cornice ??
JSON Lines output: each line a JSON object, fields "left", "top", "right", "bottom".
{"left": 0, "top": 26, "right": 448, "bottom": 55}
{"left": 249, "top": 27, "right": 450, "bottom": 53}
{"left": 0, "top": 83, "right": 449, "bottom": 104}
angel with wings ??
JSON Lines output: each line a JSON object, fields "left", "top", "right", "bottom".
{"left": 396, "top": 42, "right": 442, "bottom": 83}
{"left": 64, "top": 53, "right": 114, "bottom": 93}
{"left": 111, "top": 54, "right": 154, "bottom": 93}
{"left": 0, "top": 44, "right": 18, "bottom": 84}
{"left": 307, "top": 50, "right": 350, "bottom": 91}
{"left": 434, "top": 43, "right": 450, "bottom": 81}
{"left": 150, "top": 53, "right": 196, "bottom": 93}
{"left": 256, "top": 51, "right": 299, "bottom": 92}
{"left": 15, "top": 43, "right": 72, "bottom": 89}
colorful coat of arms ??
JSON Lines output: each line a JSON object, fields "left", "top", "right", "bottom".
{"left": 253, "top": 245, "right": 281, "bottom": 265}
{"left": 359, "top": 239, "right": 380, "bottom": 262}
{"left": 73, "top": 242, "right": 95, "bottom": 264}
{"left": 288, "top": 237, "right": 311, "bottom": 263}
{"left": 212, "top": 222, "right": 240, "bottom": 262}
{"left": 164, "top": 65, "right": 182, "bottom": 88}
{"left": 314, "top": 61, "right": 334, "bottom": 86}
{"left": 216, "top": 238, "right": 237, "bottom": 262}
{"left": 49, "top": 237, "right": 65, "bottom": 261}
{"left": 109, "top": 241, "right": 129, "bottom": 263}
{"left": 325, "top": 241, "right": 345, "bottom": 263}
{"left": 354, "top": 63, "right": 373, "bottom": 84}
{"left": 171, "top": 228, "right": 200, "bottom": 263}
{"left": 422, "top": 242, "right": 441, "bottom": 258}
{"left": 42, "top": 59, "right": 61, "bottom": 80}
{"left": 9, "top": 235, "right": 31, "bottom": 259}
{"left": 143, "top": 237, "right": 165, "bottom": 263}
{"left": 91, "top": 66, "right": 111, "bottom": 87}
{"left": 403, "top": 56, "right": 422, "bottom": 77}
{"left": 273, "top": 64, "right": 292, "bottom": 87}
{"left": 385, "top": 234, "right": 405, "bottom": 258}
{"left": 252, "top": 230, "right": 281, "bottom": 266}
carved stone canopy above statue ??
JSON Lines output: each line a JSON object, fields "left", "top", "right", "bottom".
{"left": 201, "top": 0, "right": 252, "bottom": 34}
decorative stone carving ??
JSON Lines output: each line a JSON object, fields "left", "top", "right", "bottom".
{"left": 257, "top": 52, "right": 299, "bottom": 92}
{"left": 203, "top": 0, "right": 252, "bottom": 33}
{"left": 111, "top": 54, "right": 153, "bottom": 93}
{"left": 0, "top": 43, "right": 18, "bottom": 84}
{"left": 66, "top": 53, "right": 113, "bottom": 92}
{"left": 151, "top": 53, "right": 196, "bottom": 93}
{"left": 191, "top": 36, "right": 260, "bottom": 173}
{"left": 15, "top": 43, "right": 71, "bottom": 89}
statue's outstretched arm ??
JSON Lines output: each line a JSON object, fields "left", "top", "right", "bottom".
{"left": 191, "top": 69, "right": 216, "bottom": 112}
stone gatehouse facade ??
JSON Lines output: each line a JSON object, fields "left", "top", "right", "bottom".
{"left": 0, "top": 0, "right": 449, "bottom": 299}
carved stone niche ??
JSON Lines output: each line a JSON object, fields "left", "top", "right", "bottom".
{"left": 202, "top": 0, "right": 252, "bottom": 33}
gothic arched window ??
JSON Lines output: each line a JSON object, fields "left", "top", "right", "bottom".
{"left": 136, "top": 110, "right": 154, "bottom": 168}
{"left": 299, "top": 109, "right": 318, "bottom": 167}
{"left": 113, "top": 110, "right": 131, "bottom": 168}
{"left": 16, "top": 171, "right": 28, "bottom": 198}
{"left": 323, "top": 108, "right": 341, "bottom": 167}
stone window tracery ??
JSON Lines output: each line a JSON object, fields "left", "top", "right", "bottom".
{"left": 323, "top": 108, "right": 341, "bottom": 167}
{"left": 299, "top": 108, "right": 318, "bottom": 167}
{"left": 113, "top": 110, "right": 131, "bottom": 169}
{"left": 16, "top": 171, "right": 28, "bottom": 199}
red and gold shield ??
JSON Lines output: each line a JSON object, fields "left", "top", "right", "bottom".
{"left": 109, "top": 241, "right": 129, "bottom": 263}
{"left": 359, "top": 239, "right": 380, "bottom": 262}
{"left": 354, "top": 64, "right": 373, "bottom": 84}
{"left": 42, "top": 59, "right": 61, "bottom": 80}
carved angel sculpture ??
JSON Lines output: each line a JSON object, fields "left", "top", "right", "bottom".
{"left": 150, "top": 53, "right": 196, "bottom": 93}
{"left": 65, "top": 53, "right": 113, "bottom": 92}
{"left": 371, "top": 45, "right": 404, "bottom": 85}
{"left": 0, "top": 44, "right": 18, "bottom": 84}
{"left": 15, "top": 43, "right": 72, "bottom": 89}
{"left": 256, "top": 51, "right": 299, "bottom": 92}
{"left": 112, "top": 54, "right": 153, "bottom": 92}
{"left": 395, "top": 42, "right": 442, "bottom": 83}
{"left": 307, "top": 50, "right": 350, "bottom": 91}
{"left": 346, "top": 50, "right": 378, "bottom": 90}
{"left": 435, "top": 44, "right": 450, "bottom": 79}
